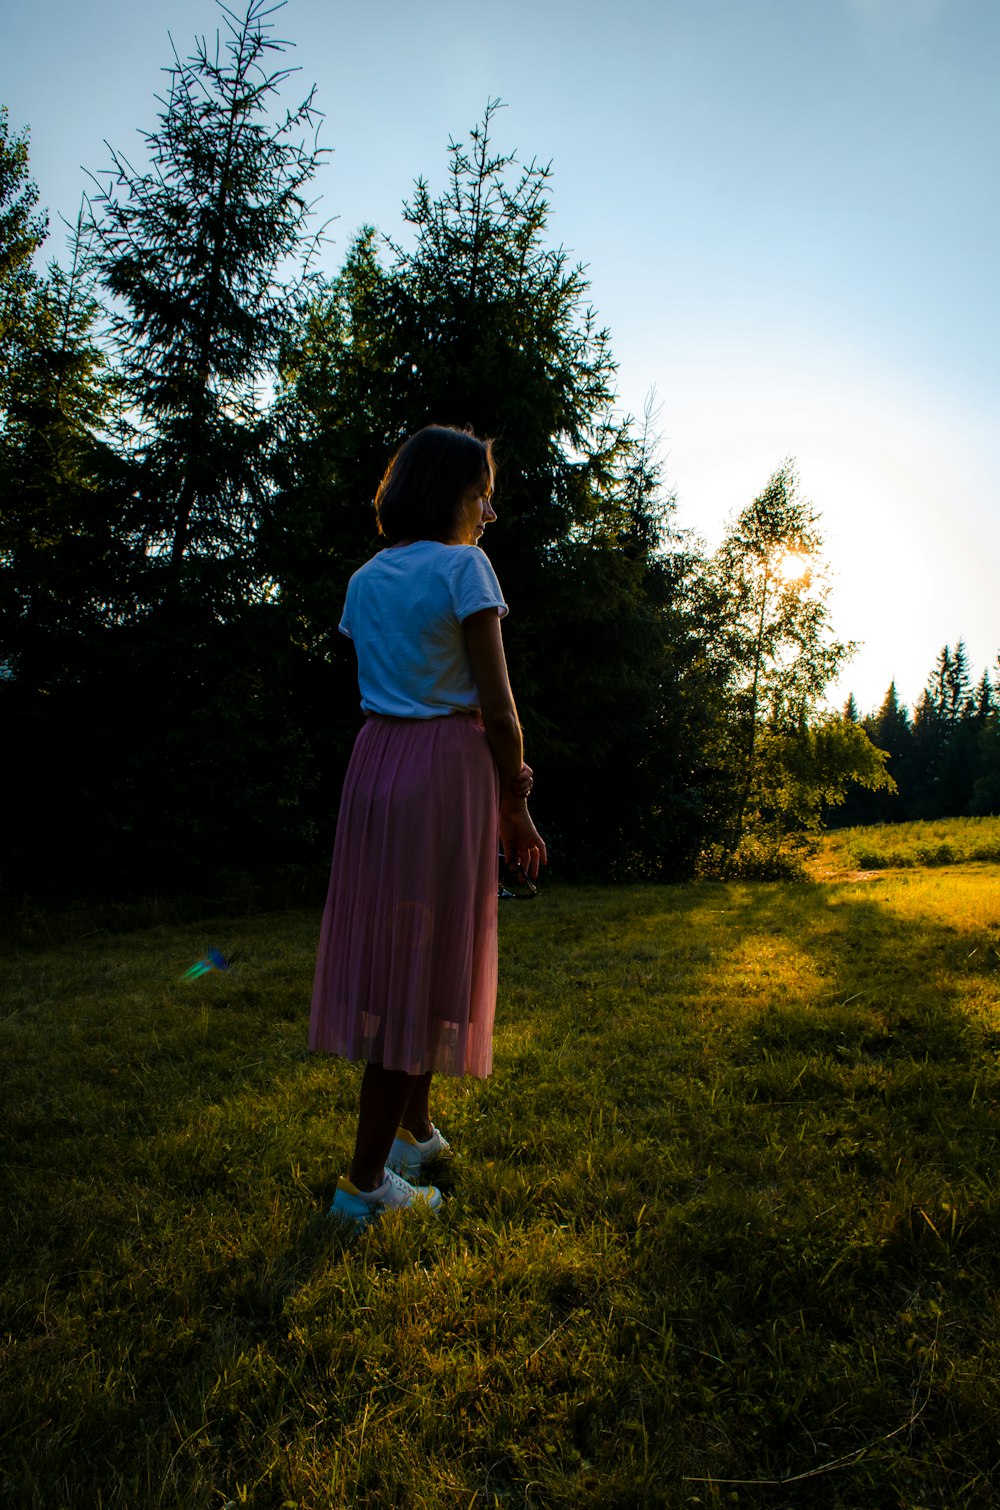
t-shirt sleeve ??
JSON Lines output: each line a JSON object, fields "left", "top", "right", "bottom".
{"left": 450, "top": 547, "right": 509, "bottom": 622}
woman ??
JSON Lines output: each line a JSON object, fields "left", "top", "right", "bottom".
{"left": 310, "top": 425, "right": 546, "bottom": 1224}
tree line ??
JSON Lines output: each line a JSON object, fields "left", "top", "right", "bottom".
{"left": 836, "top": 643, "right": 1000, "bottom": 827}
{"left": 0, "top": 2, "right": 991, "bottom": 903}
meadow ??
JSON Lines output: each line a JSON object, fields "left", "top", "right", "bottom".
{"left": 3, "top": 817, "right": 1000, "bottom": 1507}
{"left": 820, "top": 816, "right": 1000, "bottom": 874}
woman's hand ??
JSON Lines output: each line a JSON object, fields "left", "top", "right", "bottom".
{"left": 499, "top": 805, "right": 547, "bottom": 881}
{"left": 510, "top": 762, "right": 533, "bottom": 799}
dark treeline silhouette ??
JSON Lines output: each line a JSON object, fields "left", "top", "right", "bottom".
{"left": 1, "top": 4, "right": 986, "bottom": 905}
{"left": 836, "top": 643, "right": 1000, "bottom": 827}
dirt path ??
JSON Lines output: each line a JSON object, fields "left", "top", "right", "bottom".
{"left": 806, "top": 837, "right": 884, "bottom": 884}
{"left": 809, "top": 863, "right": 884, "bottom": 884}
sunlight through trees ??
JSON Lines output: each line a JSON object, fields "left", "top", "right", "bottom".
{"left": 1, "top": 3, "right": 996, "bottom": 899}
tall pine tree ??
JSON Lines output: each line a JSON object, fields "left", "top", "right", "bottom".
{"left": 7, "top": 2, "right": 330, "bottom": 896}
{"left": 272, "top": 102, "right": 711, "bottom": 876}
{"left": 87, "top": 0, "right": 325, "bottom": 597}
{"left": 0, "top": 107, "right": 47, "bottom": 409}
{"left": 0, "top": 220, "right": 124, "bottom": 684}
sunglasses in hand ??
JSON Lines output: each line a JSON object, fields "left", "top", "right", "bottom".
{"left": 498, "top": 854, "right": 538, "bottom": 900}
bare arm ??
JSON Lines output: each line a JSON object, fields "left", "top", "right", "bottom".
{"left": 463, "top": 608, "right": 523, "bottom": 789}
{"left": 464, "top": 608, "right": 547, "bottom": 876}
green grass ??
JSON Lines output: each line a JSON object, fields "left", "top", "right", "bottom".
{"left": 823, "top": 814, "right": 1000, "bottom": 872}
{"left": 3, "top": 858, "right": 1000, "bottom": 1507}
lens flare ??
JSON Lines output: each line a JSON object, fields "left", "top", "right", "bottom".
{"left": 182, "top": 947, "right": 232, "bottom": 981}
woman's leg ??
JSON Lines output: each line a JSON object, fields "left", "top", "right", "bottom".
{"left": 348, "top": 1063, "right": 417, "bottom": 1190}
{"left": 400, "top": 1071, "right": 434, "bottom": 1143}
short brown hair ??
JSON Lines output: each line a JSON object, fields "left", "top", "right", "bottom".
{"left": 375, "top": 425, "right": 495, "bottom": 543}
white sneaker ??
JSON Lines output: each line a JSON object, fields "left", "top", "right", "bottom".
{"left": 387, "top": 1124, "right": 452, "bottom": 1176}
{"left": 330, "top": 1168, "right": 442, "bottom": 1225}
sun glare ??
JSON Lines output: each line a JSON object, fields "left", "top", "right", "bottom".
{"left": 777, "top": 551, "right": 811, "bottom": 584}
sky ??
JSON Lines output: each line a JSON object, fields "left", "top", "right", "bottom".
{"left": 4, "top": 0, "right": 998, "bottom": 715}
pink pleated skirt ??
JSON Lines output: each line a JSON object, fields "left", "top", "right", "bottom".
{"left": 309, "top": 713, "right": 500, "bottom": 1077}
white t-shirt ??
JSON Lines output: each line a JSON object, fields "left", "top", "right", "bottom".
{"left": 339, "top": 540, "right": 509, "bottom": 718}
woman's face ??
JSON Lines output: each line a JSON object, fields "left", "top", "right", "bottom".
{"left": 450, "top": 477, "right": 497, "bottom": 545}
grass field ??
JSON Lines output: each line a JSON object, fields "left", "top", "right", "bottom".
{"left": 818, "top": 815, "right": 1000, "bottom": 874}
{"left": 3, "top": 820, "right": 1000, "bottom": 1507}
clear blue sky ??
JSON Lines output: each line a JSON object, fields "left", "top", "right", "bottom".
{"left": 5, "top": 0, "right": 998, "bottom": 714}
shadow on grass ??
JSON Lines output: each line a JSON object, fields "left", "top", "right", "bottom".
{"left": 489, "top": 878, "right": 1000, "bottom": 1502}
{"left": 4, "top": 880, "right": 1000, "bottom": 1507}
